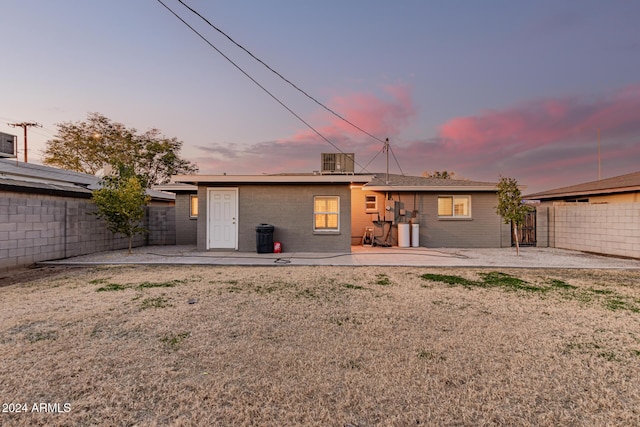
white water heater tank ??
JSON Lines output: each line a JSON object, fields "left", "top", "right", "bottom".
{"left": 411, "top": 224, "right": 420, "bottom": 247}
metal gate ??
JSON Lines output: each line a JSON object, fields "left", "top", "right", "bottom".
{"left": 512, "top": 209, "right": 536, "bottom": 247}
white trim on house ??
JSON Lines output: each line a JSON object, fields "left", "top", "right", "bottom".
{"left": 313, "top": 195, "right": 340, "bottom": 232}
{"left": 437, "top": 195, "right": 472, "bottom": 219}
{"left": 206, "top": 187, "right": 239, "bottom": 250}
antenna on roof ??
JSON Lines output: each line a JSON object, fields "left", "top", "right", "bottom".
{"left": 598, "top": 128, "right": 601, "bottom": 180}
{"left": 384, "top": 138, "right": 390, "bottom": 184}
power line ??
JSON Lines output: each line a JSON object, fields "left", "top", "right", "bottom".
{"left": 30, "top": 127, "right": 57, "bottom": 140}
{"left": 389, "top": 144, "right": 405, "bottom": 176}
{"left": 176, "top": 0, "right": 405, "bottom": 175}
{"left": 357, "top": 146, "right": 385, "bottom": 173}
{"left": 156, "top": 0, "right": 371, "bottom": 172}
{"left": 176, "top": 0, "right": 388, "bottom": 146}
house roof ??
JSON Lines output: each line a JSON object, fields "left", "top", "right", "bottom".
{"left": 172, "top": 173, "right": 374, "bottom": 185}
{"left": 0, "top": 159, "right": 174, "bottom": 201}
{"left": 363, "top": 173, "right": 498, "bottom": 192}
{"left": 524, "top": 171, "right": 640, "bottom": 200}
{"left": 171, "top": 171, "right": 498, "bottom": 192}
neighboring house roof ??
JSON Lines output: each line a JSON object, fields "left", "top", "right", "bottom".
{"left": 0, "top": 159, "right": 96, "bottom": 196}
{"left": 0, "top": 159, "right": 174, "bottom": 201}
{"left": 0, "top": 176, "right": 93, "bottom": 197}
{"left": 0, "top": 158, "right": 98, "bottom": 185}
{"left": 153, "top": 183, "right": 198, "bottom": 193}
{"left": 145, "top": 188, "right": 176, "bottom": 202}
{"left": 524, "top": 171, "right": 640, "bottom": 200}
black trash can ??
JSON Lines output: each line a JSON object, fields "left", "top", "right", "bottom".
{"left": 255, "top": 224, "right": 275, "bottom": 253}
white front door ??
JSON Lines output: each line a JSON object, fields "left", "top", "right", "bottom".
{"left": 207, "top": 188, "right": 238, "bottom": 249}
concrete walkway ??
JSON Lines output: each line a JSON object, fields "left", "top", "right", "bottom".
{"left": 38, "top": 245, "right": 640, "bottom": 269}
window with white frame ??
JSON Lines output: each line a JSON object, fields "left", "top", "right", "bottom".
{"left": 438, "top": 195, "right": 471, "bottom": 218}
{"left": 365, "top": 194, "right": 377, "bottom": 212}
{"left": 190, "top": 195, "right": 198, "bottom": 218}
{"left": 314, "top": 196, "right": 340, "bottom": 231}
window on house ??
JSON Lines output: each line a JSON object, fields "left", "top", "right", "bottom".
{"left": 365, "top": 194, "right": 377, "bottom": 212}
{"left": 438, "top": 196, "right": 471, "bottom": 218}
{"left": 314, "top": 196, "right": 340, "bottom": 231}
{"left": 190, "top": 195, "right": 198, "bottom": 218}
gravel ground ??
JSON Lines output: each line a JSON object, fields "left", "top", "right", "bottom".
{"left": 1, "top": 264, "right": 639, "bottom": 426}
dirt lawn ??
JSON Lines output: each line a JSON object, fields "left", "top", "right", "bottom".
{"left": 1, "top": 265, "right": 639, "bottom": 426}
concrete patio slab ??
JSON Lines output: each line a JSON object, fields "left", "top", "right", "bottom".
{"left": 37, "top": 245, "right": 640, "bottom": 269}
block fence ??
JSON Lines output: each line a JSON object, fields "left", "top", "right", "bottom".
{"left": 536, "top": 202, "right": 640, "bottom": 259}
{"left": 0, "top": 192, "right": 175, "bottom": 272}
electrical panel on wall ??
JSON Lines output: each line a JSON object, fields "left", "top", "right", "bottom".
{"left": 385, "top": 200, "right": 394, "bottom": 222}
{"left": 384, "top": 200, "right": 405, "bottom": 224}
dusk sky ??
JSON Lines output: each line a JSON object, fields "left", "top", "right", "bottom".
{"left": 3, "top": 1, "right": 640, "bottom": 193}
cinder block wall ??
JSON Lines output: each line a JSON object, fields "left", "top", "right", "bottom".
{"left": 550, "top": 202, "right": 640, "bottom": 258}
{"left": 416, "top": 192, "right": 506, "bottom": 248}
{"left": 0, "top": 192, "right": 176, "bottom": 272}
{"left": 535, "top": 206, "right": 549, "bottom": 247}
{"left": 174, "top": 193, "right": 197, "bottom": 244}
{"left": 146, "top": 206, "right": 176, "bottom": 246}
{"left": 196, "top": 184, "right": 352, "bottom": 252}
{"left": 351, "top": 190, "right": 510, "bottom": 248}
{"left": 237, "top": 184, "right": 352, "bottom": 252}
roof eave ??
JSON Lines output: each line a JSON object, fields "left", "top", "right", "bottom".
{"left": 172, "top": 174, "right": 374, "bottom": 184}
{"left": 152, "top": 184, "right": 198, "bottom": 192}
{"left": 525, "top": 185, "right": 640, "bottom": 200}
{"left": 0, "top": 179, "right": 93, "bottom": 198}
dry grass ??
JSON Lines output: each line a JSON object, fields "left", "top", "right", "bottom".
{"left": 1, "top": 265, "right": 639, "bottom": 426}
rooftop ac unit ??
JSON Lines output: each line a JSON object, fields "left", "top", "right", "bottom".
{"left": 0, "top": 132, "right": 17, "bottom": 158}
{"left": 321, "top": 153, "right": 354, "bottom": 174}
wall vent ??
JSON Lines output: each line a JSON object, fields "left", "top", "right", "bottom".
{"left": 321, "top": 153, "right": 354, "bottom": 174}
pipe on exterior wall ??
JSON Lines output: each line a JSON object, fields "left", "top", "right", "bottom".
{"left": 64, "top": 201, "right": 68, "bottom": 258}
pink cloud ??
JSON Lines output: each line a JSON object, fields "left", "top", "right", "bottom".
{"left": 440, "top": 84, "right": 640, "bottom": 152}
{"left": 394, "top": 84, "right": 640, "bottom": 192}
{"left": 287, "top": 83, "right": 416, "bottom": 143}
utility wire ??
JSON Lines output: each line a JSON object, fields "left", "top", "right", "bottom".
{"left": 389, "top": 144, "right": 405, "bottom": 176}
{"left": 176, "top": 0, "right": 388, "bottom": 147}
{"left": 174, "top": 0, "right": 404, "bottom": 175}
{"left": 156, "top": 0, "right": 371, "bottom": 172}
{"left": 357, "top": 146, "right": 384, "bottom": 174}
